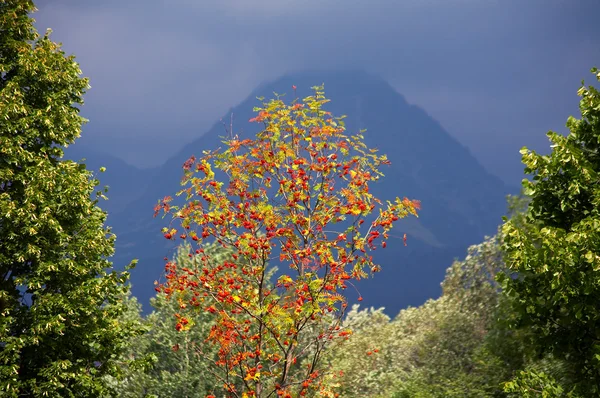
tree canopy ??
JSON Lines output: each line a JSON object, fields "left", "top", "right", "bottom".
{"left": 0, "top": 2, "right": 142, "bottom": 396}
{"left": 500, "top": 67, "right": 600, "bottom": 395}
{"left": 155, "top": 85, "right": 420, "bottom": 396}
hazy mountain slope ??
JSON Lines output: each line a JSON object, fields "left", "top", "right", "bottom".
{"left": 105, "top": 70, "right": 517, "bottom": 314}
{"left": 63, "top": 144, "right": 159, "bottom": 219}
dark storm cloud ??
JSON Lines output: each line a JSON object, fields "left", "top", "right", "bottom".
{"left": 33, "top": 0, "right": 599, "bottom": 184}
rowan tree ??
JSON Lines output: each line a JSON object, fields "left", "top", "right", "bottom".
{"left": 0, "top": 2, "right": 143, "bottom": 396}
{"left": 155, "top": 85, "right": 420, "bottom": 396}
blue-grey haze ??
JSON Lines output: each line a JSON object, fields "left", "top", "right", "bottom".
{"left": 35, "top": 0, "right": 599, "bottom": 185}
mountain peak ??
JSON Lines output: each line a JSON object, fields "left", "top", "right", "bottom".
{"left": 106, "top": 69, "right": 513, "bottom": 314}
{"left": 252, "top": 69, "right": 409, "bottom": 107}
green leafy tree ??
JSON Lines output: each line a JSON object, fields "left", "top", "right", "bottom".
{"left": 0, "top": 2, "right": 142, "bottom": 396}
{"left": 323, "top": 305, "right": 396, "bottom": 397}
{"left": 112, "top": 242, "right": 230, "bottom": 398}
{"left": 326, "top": 229, "right": 519, "bottom": 397}
{"left": 500, "top": 67, "right": 600, "bottom": 394}
{"left": 503, "top": 368, "right": 581, "bottom": 398}
{"left": 441, "top": 233, "right": 504, "bottom": 324}
{"left": 390, "top": 236, "right": 514, "bottom": 398}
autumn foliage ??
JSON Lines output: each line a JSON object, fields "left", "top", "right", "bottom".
{"left": 155, "top": 86, "right": 420, "bottom": 397}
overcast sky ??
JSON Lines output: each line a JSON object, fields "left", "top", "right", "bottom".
{"left": 33, "top": 0, "right": 599, "bottom": 185}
